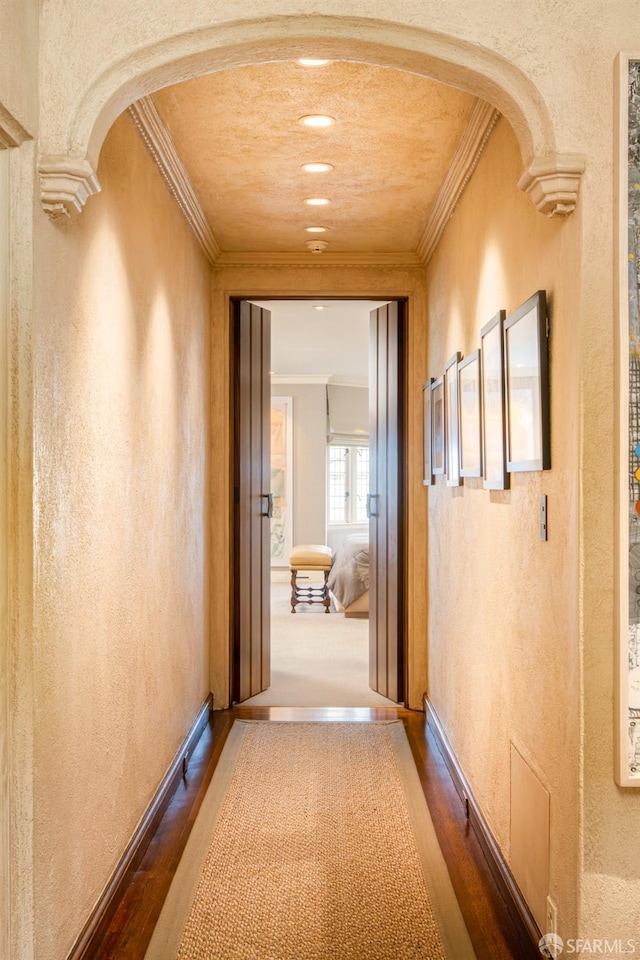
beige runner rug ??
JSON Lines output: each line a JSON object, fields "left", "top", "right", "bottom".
{"left": 145, "top": 721, "right": 477, "bottom": 960}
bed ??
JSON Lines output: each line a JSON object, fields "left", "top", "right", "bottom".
{"left": 327, "top": 534, "right": 370, "bottom": 617}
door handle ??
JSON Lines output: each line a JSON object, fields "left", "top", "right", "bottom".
{"left": 366, "top": 493, "right": 378, "bottom": 519}
{"left": 261, "top": 493, "right": 274, "bottom": 518}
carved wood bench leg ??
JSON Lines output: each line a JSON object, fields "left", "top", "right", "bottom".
{"left": 290, "top": 568, "right": 297, "bottom": 613}
{"left": 323, "top": 569, "right": 331, "bottom": 613}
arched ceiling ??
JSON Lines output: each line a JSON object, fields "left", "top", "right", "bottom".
{"left": 151, "top": 60, "right": 477, "bottom": 256}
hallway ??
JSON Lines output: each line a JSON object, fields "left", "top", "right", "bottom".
{"left": 92, "top": 708, "right": 537, "bottom": 960}
{"left": 4, "top": 4, "right": 640, "bottom": 958}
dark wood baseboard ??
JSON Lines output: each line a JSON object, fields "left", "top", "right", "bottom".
{"left": 425, "top": 696, "right": 542, "bottom": 958}
{"left": 67, "top": 693, "right": 214, "bottom": 960}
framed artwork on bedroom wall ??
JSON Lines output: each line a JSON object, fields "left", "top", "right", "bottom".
{"left": 481, "top": 310, "right": 509, "bottom": 490}
{"left": 503, "top": 290, "right": 551, "bottom": 472}
{"left": 422, "top": 378, "right": 434, "bottom": 485}
{"left": 431, "top": 376, "right": 445, "bottom": 476}
{"left": 458, "top": 350, "right": 482, "bottom": 478}
{"left": 445, "top": 352, "right": 462, "bottom": 486}
{"left": 270, "top": 396, "right": 293, "bottom": 565}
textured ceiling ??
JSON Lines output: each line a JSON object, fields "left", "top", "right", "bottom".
{"left": 151, "top": 61, "right": 476, "bottom": 255}
{"left": 256, "top": 299, "right": 382, "bottom": 381}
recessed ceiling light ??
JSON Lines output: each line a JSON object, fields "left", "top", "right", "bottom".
{"left": 299, "top": 115, "right": 335, "bottom": 128}
{"left": 314, "top": 305, "right": 327, "bottom": 310}
{"left": 298, "top": 58, "right": 330, "bottom": 67}
{"left": 302, "top": 162, "right": 333, "bottom": 173}
{"left": 303, "top": 197, "right": 330, "bottom": 206}
{"left": 304, "top": 226, "right": 328, "bottom": 233}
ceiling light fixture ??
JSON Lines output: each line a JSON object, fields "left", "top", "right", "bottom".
{"left": 302, "top": 162, "right": 333, "bottom": 173}
{"left": 304, "top": 226, "right": 328, "bottom": 233}
{"left": 298, "top": 58, "right": 330, "bottom": 67}
{"left": 313, "top": 305, "right": 327, "bottom": 310}
{"left": 299, "top": 115, "right": 335, "bottom": 128}
{"left": 304, "top": 197, "right": 330, "bottom": 206}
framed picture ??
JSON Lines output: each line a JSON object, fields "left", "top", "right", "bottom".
{"left": 458, "top": 350, "right": 482, "bottom": 478}
{"left": 481, "top": 311, "right": 509, "bottom": 490}
{"left": 445, "top": 352, "right": 462, "bottom": 486}
{"left": 431, "top": 376, "right": 445, "bottom": 476}
{"left": 270, "top": 396, "right": 293, "bottom": 565}
{"left": 422, "top": 378, "right": 434, "bottom": 485}
{"left": 503, "top": 291, "right": 550, "bottom": 472}
{"left": 615, "top": 55, "right": 640, "bottom": 786}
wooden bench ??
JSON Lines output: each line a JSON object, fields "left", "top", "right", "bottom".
{"left": 289, "top": 544, "right": 334, "bottom": 614}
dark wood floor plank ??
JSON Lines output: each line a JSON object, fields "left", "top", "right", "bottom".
{"left": 91, "top": 705, "right": 534, "bottom": 960}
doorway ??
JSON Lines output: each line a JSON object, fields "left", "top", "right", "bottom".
{"left": 231, "top": 296, "right": 405, "bottom": 707}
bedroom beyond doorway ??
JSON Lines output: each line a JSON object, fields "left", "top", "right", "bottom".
{"left": 241, "top": 298, "right": 396, "bottom": 708}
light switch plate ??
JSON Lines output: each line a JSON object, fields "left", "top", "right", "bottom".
{"left": 540, "top": 494, "right": 548, "bottom": 541}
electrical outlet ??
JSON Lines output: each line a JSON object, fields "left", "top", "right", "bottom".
{"left": 546, "top": 895, "right": 558, "bottom": 937}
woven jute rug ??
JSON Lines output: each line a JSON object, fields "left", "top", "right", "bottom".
{"left": 145, "top": 721, "right": 477, "bottom": 960}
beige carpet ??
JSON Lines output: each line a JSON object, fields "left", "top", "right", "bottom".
{"left": 145, "top": 721, "right": 477, "bottom": 960}
{"left": 243, "top": 583, "right": 395, "bottom": 707}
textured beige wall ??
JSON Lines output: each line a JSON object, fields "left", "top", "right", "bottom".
{"left": 0, "top": 0, "right": 37, "bottom": 136}
{"left": 211, "top": 264, "right": 427, "bottom": 711}
{"left": 271, "top": 383, "right": 327, "bottom": 548}
{"left": 32, "top": 113, "right": 211, "bottom": 960}
{"left": 426, "top": 117, "right": 581, "bottom": 936}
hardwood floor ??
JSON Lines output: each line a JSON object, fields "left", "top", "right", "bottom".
{"left": 93, "top": 706, "right": 537, "bottom": 960}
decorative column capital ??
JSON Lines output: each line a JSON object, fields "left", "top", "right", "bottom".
{"left": 517, "top": 155, "right": 586, "bottom": 217}
{"left": 38, "top": 157, "right": 101, "bottom": 220}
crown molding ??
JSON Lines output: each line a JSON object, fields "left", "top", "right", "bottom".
{"left": 328, "top": 376, "right": 368, "bottom": 388}
{"left": 38, "top": 157, "right": 102, "bottom": 220}
{"left": 417, "top": 99, "right": 500, "bottom": 265}
{"left": 128, "top": 96, "right": 221, "bottom": 263}
{"left": 270, "top": 374, "right": 368, "bottom": 387}
{"left": 517, "top": 154, "right": 586, "bottom": 217}
{"left": 0, "top": 101, "right": 32, "bottom": 149}
{"left": 271, "top": 373, "right": 331, "bottom": 385}
{"left": 216, "top": 251, "right": 421, "bottom": 266}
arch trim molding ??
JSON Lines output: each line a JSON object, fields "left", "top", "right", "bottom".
{"left": 0, "top": 101, "right": 31, "bottom": 149}
{"left": 36, "top": 14, "right": 585, "bottom": 220}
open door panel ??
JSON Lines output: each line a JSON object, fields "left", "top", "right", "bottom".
{"left": 233, "top": 300, "right": 271, "bottom": 702}
{"left": 369, "top": 301, "right": 404, "bottom": 702}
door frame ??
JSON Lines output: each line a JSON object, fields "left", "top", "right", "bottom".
{"left": 210, "top": 266, "right": 427, "bottom": 712}
{"left": 228, "top": 294, "right": 408, "bottom": 705}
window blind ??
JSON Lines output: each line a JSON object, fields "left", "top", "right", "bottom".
{"left": 326, "top": 384, "right": 369, "bottom": 445}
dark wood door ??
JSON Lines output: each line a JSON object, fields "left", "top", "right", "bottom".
{"left": 369, "top": 301, "right": 404, "bottom": 702}
{"left": 233, "top": 300, "right": 271, "bottom": 702}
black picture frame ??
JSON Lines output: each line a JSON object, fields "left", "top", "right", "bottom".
{"left": 422, "top": 378, "right": 434, "bottom": 485}
{"left": 503, "top": 290, "right": 550, "bottom": 472}
{"left": 431, "top": 376, "right": 445, "bottom": 476}
{"left": 458, "top": 350, "right": 482, "bottom": 478}
{"left": 445, "top": 352, "right": 462, "bottom": 487}
{"left": 481, "top": 310, "right": 509, "bottom": 490}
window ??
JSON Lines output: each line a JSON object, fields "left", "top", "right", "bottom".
{"left": 328, "top": 445, "right": 370, "bottom": 524}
